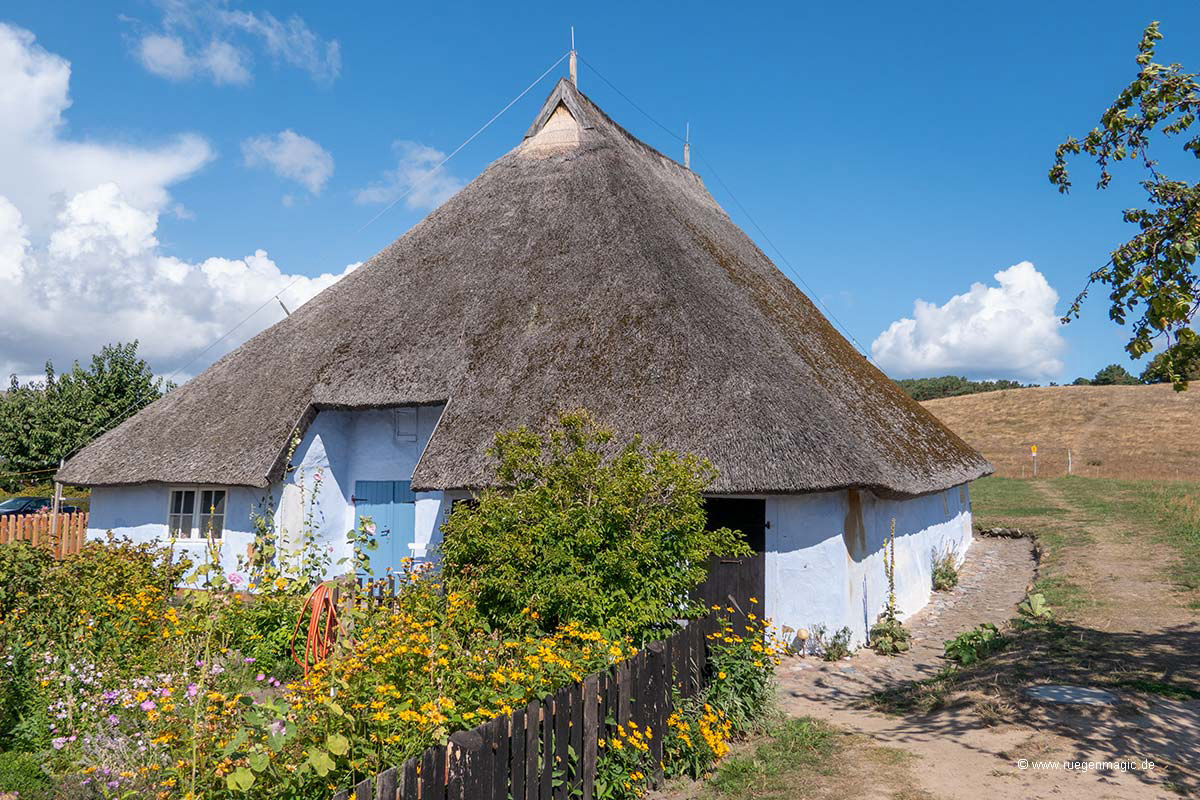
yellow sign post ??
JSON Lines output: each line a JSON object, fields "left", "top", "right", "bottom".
{"left": 1031, "top": 444, "right": 1038, "bottom": 477}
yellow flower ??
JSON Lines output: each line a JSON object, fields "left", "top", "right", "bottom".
{"left": 718, "top": 671, "right": 727, "bottom": 680}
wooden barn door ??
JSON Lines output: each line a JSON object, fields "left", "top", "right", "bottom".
{"left": 693, "top": 498, "right": 766, "bottom": 624}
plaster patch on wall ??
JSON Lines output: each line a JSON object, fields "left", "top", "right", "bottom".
{"left": 842, "top": 488, "right": 867, "bottom": 561}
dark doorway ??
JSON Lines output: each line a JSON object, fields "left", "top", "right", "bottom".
{"left": 692, "top": 498, "right": 767, "bottom": 622}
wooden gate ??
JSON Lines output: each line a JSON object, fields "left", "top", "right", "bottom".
{"left": 692, "top": 498, "right": 766, "bottom": 619}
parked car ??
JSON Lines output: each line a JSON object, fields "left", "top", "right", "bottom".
{"left": 0, "top": 497, "right": 82, "bottom": 517}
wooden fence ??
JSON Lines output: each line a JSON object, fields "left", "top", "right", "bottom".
{"left": 332, "top": 613, "right": 724, "bottom": 800}
{"left": 0, "top": 512, "right": 88, "bottom": 559}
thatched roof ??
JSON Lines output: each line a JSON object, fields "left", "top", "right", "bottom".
{"left": 59, "top": 79, "right": 990, "bottom": 496}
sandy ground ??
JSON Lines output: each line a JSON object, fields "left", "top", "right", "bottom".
{"left": 775, "top": 523, "right": 1199, "bottom": 799}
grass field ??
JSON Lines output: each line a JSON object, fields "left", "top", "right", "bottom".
{"left": 972, "top": 475, "right": 1200, "bottom": 609}
{"left": 923, "top": 384, "right": 1200, "bottom": 481}
{"left": 658, "top": 717, "right": 931, "bottom": 800}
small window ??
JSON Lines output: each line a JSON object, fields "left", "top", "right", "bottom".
{"left": 168, "top": 488, "right": 226, "bottom": 539}
{"left": 395, "top": 408, "right": 417, "bottom": 442}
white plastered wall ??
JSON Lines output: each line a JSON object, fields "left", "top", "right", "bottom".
{"left": 85, "top": 405, "right": 451, "bottom": 584}
{"left": 764, "top": 483, "right": 973, "bottom": 648}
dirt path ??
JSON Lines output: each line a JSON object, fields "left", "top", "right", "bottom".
{"left": 773, "top": 524, "right": 1199, "bottom": 800}
{"left": 1030, "top": 479, "right": 1197, "bottom": 633}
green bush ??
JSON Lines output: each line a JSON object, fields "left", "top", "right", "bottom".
{"left": 703, "top": 616, "right": 777, "bottom": 734}
{"left": 944, "top": 623, "right": 1007, "bottom": 665}
{"left": 440, "top": 410, "right": 747, "bottom": 640}
{"left": 0, "top": 542, "right": 53, "bottom": 618}
{"left": 217, "top": 591, "right": 305, "bottom": 680}
{"left": 869, "top": 615, "right": 911, "bottom": 655}
{"left": 1018, "top": 592, "right": 1053, "bottom": 620}
{"left": 0, "top": 749, "right": 53, "bottom": 799}
{"left": 815, "top": 625, "right": 853, "bottom": 661}
{"left": 932, "top": 547, "right": 959, "bottom": 592}
{"left": 0, "top": 535, "right": 191, "bottom": 745}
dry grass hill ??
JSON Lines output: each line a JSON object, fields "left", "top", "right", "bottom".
{"left": 922, "top": 383, "right": 1200, "bottom": 481}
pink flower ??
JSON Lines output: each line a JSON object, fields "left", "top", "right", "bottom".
{"left": 140, "top": 699, "right": 156, "bottom": 712}
{"left": 227, "top": 573, "right": 243, "bottom": 586}
{"left": 255, "top": 673, "right": 265, "bottom": 682}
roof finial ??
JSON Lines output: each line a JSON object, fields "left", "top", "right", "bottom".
{"left": 684, "top": 122, "right": 691, "bottom": 170}
{"left": 569, "top": 27, "right": 578, "bottom": 87}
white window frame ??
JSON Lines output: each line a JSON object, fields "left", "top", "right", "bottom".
{"left": 166, "top": 486, "right": 228, "bottom": 540}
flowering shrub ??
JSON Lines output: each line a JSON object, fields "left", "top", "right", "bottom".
{"left": 0, "top": 418, "right": 782, "bottom": 799}
{"left": 440, "top": 411, "right": 748, "bottom": 640}
{"left": 664, "top": 701, "right": 733, "bottom": 779}
{"left": 703, "top": 604, "right": 781, "bottom": 734}
{"left": 593, "top": 609, "right": 784, "bottom": 799}
{"left": 595, "top": 721, "right": 652, "bottom": 799}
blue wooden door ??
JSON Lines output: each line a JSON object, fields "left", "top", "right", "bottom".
{"left": 353, "top": 480, "right": 415, "bottom": 577}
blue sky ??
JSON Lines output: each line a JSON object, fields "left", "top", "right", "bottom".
{"left": 3, "top": 1, "right": 1199, "bottom": 384}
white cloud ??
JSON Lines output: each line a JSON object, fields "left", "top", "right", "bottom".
{"left": 130, "top": 1, "right": 339, "bottom": 86}
{"left": 219, "top": 8, "right": 341, "bottom": 85}
{"left": 136, "top": 34, "right": 193, "bottom": 80}
{"left": 0, "top": 24, "right": 356, "bottom": 379}
{"left": 0, "top": 23, "right": 212, "bottom": 234}
{"left": 242, "top": 130, "right": 334, "bottom": 195}
{"left": 200, "top": 39, "right": 251, "bottom": 84}
{"left": 137, "top": 33, "right": 250, "bottom": 85}
{"left": 355, "top": 141, "right": 464, "bottom": 211}
{"left": 871, "top": 261, "right": 1067, "bottom": 380}
{"left": 0, "top": 184, "right": 357, "bottom": 379}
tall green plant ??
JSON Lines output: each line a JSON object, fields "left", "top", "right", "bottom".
{"left": 870, "top": 518, "right": 910, "bottom": 655}
{"left": 439, "top": 410, "right": 747, "bottom": 640}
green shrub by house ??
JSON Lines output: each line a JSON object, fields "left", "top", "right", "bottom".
{"left": 440, "top": 410, "right": 748, "bottom": 640}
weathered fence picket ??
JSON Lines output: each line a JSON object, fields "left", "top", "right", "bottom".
{"left": 329, "top": 612, "right": 730, "bottom": 800}
{"left": 0, "top": 511, "right": 88, "bottom": 558}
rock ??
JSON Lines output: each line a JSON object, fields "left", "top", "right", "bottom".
{"left": 1024, "top": 685, "right": 1119, "bottom": 706}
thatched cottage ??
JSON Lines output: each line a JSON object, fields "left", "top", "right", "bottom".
{"left": 58, "top": 78, "right": 990, "bottom": 644}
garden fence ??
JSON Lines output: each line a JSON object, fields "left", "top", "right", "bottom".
{"left": 331, "top": 612, "right": 723, "bottom": 800}
{"left": 0, "top": 511, "right": 88, "bottom": 558}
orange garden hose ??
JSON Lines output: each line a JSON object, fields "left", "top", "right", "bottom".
{"left": 291, "top": 582, "right": 340, "bottom": 675}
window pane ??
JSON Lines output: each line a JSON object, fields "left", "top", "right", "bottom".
{"left": 168, "top": 513, "right": 193, "bottom": 538}
{"left": 200, "top": 490, "right": 226, "bottom": 515}
{"left": 197, "top": 514, "right": 223, "bottom": 539}
{"left": 198, "top": 490, "right": 226, "bottom": 539}
{"left": 169, "top": 490, "right": 197, "bottom": 537}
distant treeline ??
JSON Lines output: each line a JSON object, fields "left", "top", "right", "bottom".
{"left": 895, "top": 376, "right": 1030, "bottom": 401}
{"left": 897, "top": 352, "right": 1200, "bottom": 401}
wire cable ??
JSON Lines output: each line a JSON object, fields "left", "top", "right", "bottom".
{"left": 355, "top": 51, "right": 569, "bottom": 233}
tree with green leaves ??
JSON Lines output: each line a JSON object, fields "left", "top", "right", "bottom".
{"left": 1140, "top": 332, "right": 1200, "bottom": 383}
{"left": 0, "top": 342, "right": 169, "bottom": 487}
{"left": 439, "top": 410, "right": 747, "bottom": 641}
{"left": 1091, "top": 363, "right": 1139, "bottom": 385}
{"left": 1051, "top": 21, "right": 1200, "bottom": 389}
{"left": 894, "top": 375, "right": 1028, "bottom": 401}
